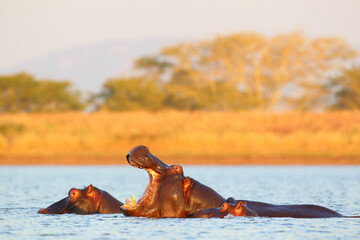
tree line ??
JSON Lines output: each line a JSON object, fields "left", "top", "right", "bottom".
{"left": 1, "top": 32, "right": 359, "bottom": 113}
{"left": 0, "top": 73, "right": 84, "bottom": 112}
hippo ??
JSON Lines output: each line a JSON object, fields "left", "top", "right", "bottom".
{"left": 224, "top": 197, "right": 344, "bottom": 218}
{"left": 190, "top": 201, "right": 258, "bottom": 218}
{"left": 38, "top": 184, "right": 123, "bottom": 214}
{"left": 190, "top": 199, "right": 359, "bottom": 218}
{"left": 120, "top": 145, "right": 225, "bottom": 218}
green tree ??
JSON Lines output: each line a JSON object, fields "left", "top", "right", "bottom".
{"left": 0, "top": 73, "right": 38, "bottom": 112}
{"left": 163, "top": 69, "right": 246, "bottom": 110}
{"left": 94, "top": 77, "right": 165, "bottom": 111}
{"left": 134, "top": 55, "right": 173, "bottom": 79}
{"left": 0, "top": 73, "right": 84, "bottom": 112}
{"left": 34, "top": 80, "right": 84, "bottom": 112}
{"left": 134, "top": 32, "right": 357, "bottom": 111}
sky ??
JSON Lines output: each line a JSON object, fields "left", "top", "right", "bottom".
{"left": 0, "top": 0, "right": 359, "bottom": 70}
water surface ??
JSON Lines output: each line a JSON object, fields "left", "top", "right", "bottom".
{"left": 1, "top": 166, "right": 359, "bottom": 239}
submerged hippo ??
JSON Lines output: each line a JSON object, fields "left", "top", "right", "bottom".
{"left": 190, "top": 201, "right": 258, "bottom": 218}
{"left": 38, "top": 184, "right": 123, "bottom": 214}
{"left": 120, "top": 145, "right": 225, "bottom": 218}
{"left": 224, "top": 197, "right": 344, "bottom": 218}
{"left": 191, "top": 198, "right": 359, "bottom": 219}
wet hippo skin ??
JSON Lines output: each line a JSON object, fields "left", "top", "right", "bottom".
{"left": 190, "top": 198, "right": 347, "bottom": 218}
{"left": 120, "top": 145, "right": 225, "bottom": 218}
{"left": 225, "top": 197, "right": 344, "bottom": 218}
{"left": 190, "top": 201, "right": 258, "bottom": 218}
{"left": 38, "top": 184, "right": 123, "bottom": 214}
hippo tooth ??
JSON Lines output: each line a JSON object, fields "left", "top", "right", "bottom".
{"left": 131, "top": 195, "right": 136, "bottom": 206}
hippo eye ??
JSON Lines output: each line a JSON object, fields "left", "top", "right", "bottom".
{"left": 174, "top": 166, "right": 178, "bottom": 170}
{"left": 72, "top": 192, "right": 76, "bottom": 196}
{"left": 222, "top": 204, "right": 225, "bottom": 208}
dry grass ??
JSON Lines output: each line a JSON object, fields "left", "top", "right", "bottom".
{"left": 1, "top": 111, "right": 360, "bottom": 165}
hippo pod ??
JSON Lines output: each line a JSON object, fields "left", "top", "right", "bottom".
{"left": 120, "top": 145, "right": 353, "bottom": 219}
{"left": 120, "top": 145, "right": 225, "bottom": 218}
{"left": 38, "top": 184, "right": 123, "bottom": 214}
{"left": 190, "top": 201, "right": 258, "bottom": 218}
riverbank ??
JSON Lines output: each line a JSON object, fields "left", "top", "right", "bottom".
{"left": 1, "top": 111, "right": 360, "bottom": 165}
{"left": 0, "top": 155, "right": 359, "bottom": 165}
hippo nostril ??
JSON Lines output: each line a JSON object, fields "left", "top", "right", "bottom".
{"left": 126, "top": 154, "right": 133, "bottom": 165}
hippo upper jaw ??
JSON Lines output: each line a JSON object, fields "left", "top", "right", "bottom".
{"left": 126, "top": 145, "right": 170, "bottom": 174}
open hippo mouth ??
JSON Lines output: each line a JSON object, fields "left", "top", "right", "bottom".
{"left": 121, "top": 145, "right": 226, "bottom": 218}
{"left": 121, "top": 145, "right": 172, "bottom": 212}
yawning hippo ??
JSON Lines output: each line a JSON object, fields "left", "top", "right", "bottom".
{"left": 120, "top": 145, "right": 225, "bottom": 218}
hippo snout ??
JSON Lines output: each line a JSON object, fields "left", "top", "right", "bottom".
{"left": 38, "top": 208, "right": 49, "bottom": 214}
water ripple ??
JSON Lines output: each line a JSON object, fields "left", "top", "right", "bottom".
{"left": 1, "top": 166, "right": 359, "bottom": 239}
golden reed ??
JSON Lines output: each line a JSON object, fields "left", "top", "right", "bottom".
{"left": 1, "top": 111, "right": 359, "bottom": 165}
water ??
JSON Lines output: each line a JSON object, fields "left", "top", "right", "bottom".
{"left": 1, "top": 166, "right": 360, "bottom": 239}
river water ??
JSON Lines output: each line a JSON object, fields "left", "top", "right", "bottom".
{"left": 1, "top": 166, "right": 359, "bottom": 239}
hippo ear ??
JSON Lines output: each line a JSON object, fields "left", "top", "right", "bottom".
{"left": 87, "top": 184, "right": 93, "bottom": 195}
{"left": 183, "top": 177, "right": 191, "bottom": 189}
{"left": 235, "top": 201, "right": 243, "bottom": 210}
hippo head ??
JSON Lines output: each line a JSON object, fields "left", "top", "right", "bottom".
{"left": 126, "top": 145, "right": 170, "bottom": 174}
{"left": 190, "top": 201, "right": 256, "bottom": 218}
{"left": 227, "top": 201, "right": 258, "bottom": 217}
{"left": 190, "top": 203, "right": 231, "bottom": 218}
{"left": 121, "top": 145, "right": 187, "bottom": 217}
{"left": 39, "top": 185, "right": 105, "bottom": 214}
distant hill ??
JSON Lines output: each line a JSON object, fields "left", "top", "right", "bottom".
{"left": 0, "top": 38, "right": 184, "bottom": 93}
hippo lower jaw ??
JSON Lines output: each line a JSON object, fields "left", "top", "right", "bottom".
{"left": 121, "top": 170, "right": 159, "bottom": 215}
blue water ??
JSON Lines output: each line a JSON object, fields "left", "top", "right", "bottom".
{"left": 1, "top": 166, "right": 359, "bottom": 239}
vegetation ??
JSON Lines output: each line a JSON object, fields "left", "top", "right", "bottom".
{"left": 91, "top": 77, "right": 165, "bottom": 111}
{"left": 0, "top": 111, "right": 359, "bottom": 165}
{"left": 0, "top": 32, "right": 359, "bottom": 112}
{"left": 0, "top": 121, "right": 25, "bottom": 149}
{"left": 328, "top": 65, "right": 360, "bottom": 110}
{"left": 0, "top": 73, "right": 84, "bottom": 113}
{"left": 94, "top": 32, "right": 357, "bottom": 112}
{"left": 0, "top": 32, "right": 359, "bottom": 165}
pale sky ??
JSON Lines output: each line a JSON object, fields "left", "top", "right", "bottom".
{"left": 0, "top": 0, "right": 359, "bottom": 70}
